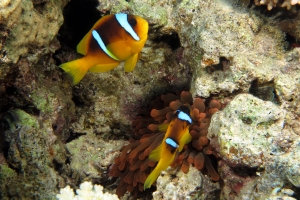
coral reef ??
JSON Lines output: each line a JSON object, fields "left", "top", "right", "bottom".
{"left": 208, "top": 94, "right": 300, "bottom": 199}
{"left": 109, "top": 91, "right": 222, "bottom": 197}
{"left": 57, "top": 181, "right": 119, "bottom": 200}
{"left": 1, "top": 0, "right": 300, "bottom": 199}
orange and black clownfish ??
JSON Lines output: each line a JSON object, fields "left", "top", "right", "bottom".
{"left": 144, "top": 105, "right": 193, "bottom": 190}
{"left": 60, "top": 13, "right": 148, "bottom": 85}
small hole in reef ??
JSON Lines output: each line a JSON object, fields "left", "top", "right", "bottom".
{"left": 285, "top": 33, "right": 299, "bottom": 50}
{"left": 53, "top": 159, "right": 63, "bottom": 171}
{"left": 65, "top": 131, "right": 86, "bottom": 143}
{"left": 249, "top": 79, "right": 280, "bottom": 104}
{"left": 153, "top": 32, "right": 181, "bottom": 50}
{"left": 206, "top": 57, "right": 230, "bottom": 74}
{"left": 230, "top": 166, "right": 258, "bottom": 177}
{"left": 52, "top": 124, "right": 58, "bottom": 131}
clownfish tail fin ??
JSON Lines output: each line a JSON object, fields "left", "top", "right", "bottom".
{"left": 60, "top": 58, "right": 88, "bottom": 85}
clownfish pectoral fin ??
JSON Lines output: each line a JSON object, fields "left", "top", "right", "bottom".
{"left": 148, "top": 143, "right": 163, "bottom": 162}
{"left": 158, "top": 123, "right": 170, "bottom": 133}
{"left": 124, "top": 53, "right": 139, "bottom": 72}
{"left": 178, "top": 128, "right": 192, "bottom": 152}
{"left": 60, "top": 58, "right": 89, "bottom": 85}
{"left": 89, "top": 62, "right": 120, "bottom": 73}
{"left": 77, "top": 32, "right": 91, "bottom": 55}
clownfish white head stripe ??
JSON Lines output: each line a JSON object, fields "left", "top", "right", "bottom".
{"left": 115, "top": 13, "right": 140, "bottom": 41}
{"left": 92, "top": 30, "right": 121, "bottom": 61}
{"left": 165, "top": 138, "right": 179, "bottom": 148}
{"left": 177, "top": 110, "right": 192, "bottom": 124}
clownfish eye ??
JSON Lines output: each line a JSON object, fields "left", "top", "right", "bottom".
{"left": 128, "top": 18, "right": 137, "bottom": 27}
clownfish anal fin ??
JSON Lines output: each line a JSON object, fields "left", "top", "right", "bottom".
{"left": 124, "top": 53, "right": 139, "bottom": 72}
{"left": 149, "top": 143, "right": 162, "bottom": 162}
{"left": 89, "top": 62, "right": 120, "bottom": 73}
{"left": 178, "top": 128, "right": 192, "bottom": 152}
{"left": 158, "top": 123, "right": 169, "bottom": 133}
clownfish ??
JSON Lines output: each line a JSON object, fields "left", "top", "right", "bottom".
{"left": 60, "top": 13, "right": 148, "bottom": 85}
{"left": 144, "top": 105, "right": 193, "bottom": 190}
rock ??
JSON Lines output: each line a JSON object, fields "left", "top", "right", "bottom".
{"left": 208, "top": 94, "right": 300, "bottom": 199}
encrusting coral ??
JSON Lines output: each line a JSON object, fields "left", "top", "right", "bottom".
{"left": 254, "top": 0, "right": 300, "bottom": 10}
{"left": 109, "top": 91, "right": 222, "bottom": 197}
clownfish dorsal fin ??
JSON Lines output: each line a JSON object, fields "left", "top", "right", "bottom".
{"left": 124, "top": 53, "right": 139, "bottom": 72}
{"left": 89, "top": 62, "right": 120, "bottom": 73}
{"left": 157, "top": 123, "right": 169, "bottom": 133}
{"left": 148, "top": 143, "right": 162, "bottom": 162}
{"left": 178, "top": 128, "right": 192, "bottom": 152}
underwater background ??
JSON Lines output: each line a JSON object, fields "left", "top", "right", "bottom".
{"left": 0, "top": 0, "right": 300, "bottom": 199}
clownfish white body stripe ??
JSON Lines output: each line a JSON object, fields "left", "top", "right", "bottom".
{"left": 91, "top": 30, "right": 121, "bottom": 61}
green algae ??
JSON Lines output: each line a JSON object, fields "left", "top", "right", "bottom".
{"left": 5, "top": 109, "right": 39, "bottom": 131}
{"left": 0, "top": 165, "right": 17, "bottom": 180}
{"left": 31, "top": 89, "right": 55, "bottom": 113}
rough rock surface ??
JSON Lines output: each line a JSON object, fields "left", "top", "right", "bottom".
{"left": 1, "top": 109, "right": 65, "bottom": 199}
{"left": 0, "top": 0, "right": 66, "bottom": 63}
{"left": 153, "top": 167, "right": 220, "bottom": 200}
{"left": 66, "top": 133, "right": 127, "bottom": 180}
{"left": 208, "top": 94, "right": 299, "bottom": 199}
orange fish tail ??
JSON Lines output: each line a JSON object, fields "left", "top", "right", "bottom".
{"left": 60, "top": 58, "right": 90, "bottom": 85}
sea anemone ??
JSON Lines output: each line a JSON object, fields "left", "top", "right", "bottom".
{"left": 109, "top": 91, "right": 222, "bottom": 197}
